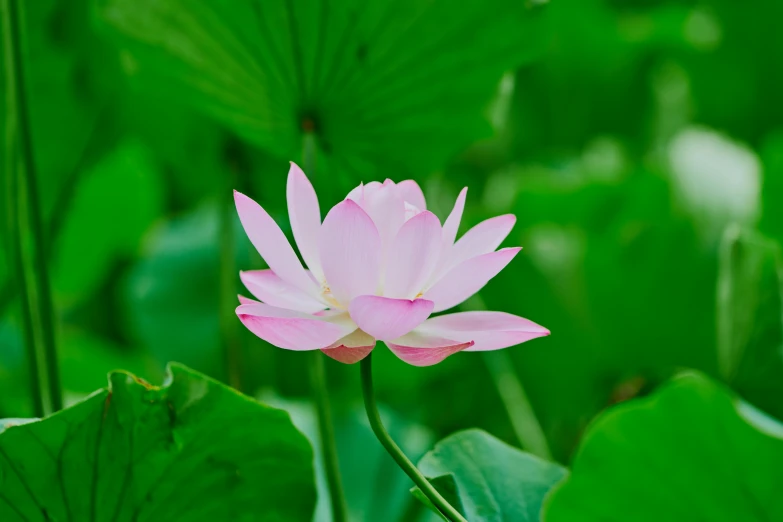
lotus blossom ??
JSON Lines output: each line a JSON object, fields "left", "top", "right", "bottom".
{"left": 234, "top": 163, "right": 549, "bottom": 366}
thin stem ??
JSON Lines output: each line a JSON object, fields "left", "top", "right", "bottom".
{"left": 220, "top": 152, "right": 243, "bottom": 391}
{"left": 360, "top": 354, "right": 467, "bottom": 522}
{"left": 3, "top": 0, "right": 61, "bottom": 414}
{"left": 302, "top": 131, "right": 348, "bottom": 522}
{"left": 310, "top": 354, "right": 348, "bottom": 522}
{"left": 483, "top": 351, "right": 551, "bottom": 460}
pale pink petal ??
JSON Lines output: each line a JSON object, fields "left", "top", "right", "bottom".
{"left": 238, "top": 294, "right": 259, "bottom": 305}
{"left": 345, "top": 182, "right": 364, "bottom": 203}
{"left": 446, "top": 214, "right": 516, "bottom": 270}
{"left": 240, "top": 270, "right": 326, "bottom": 313}
{"left": 397, "top": 180, "right": 427, "bottom": 210}
{"left": 424, "top": 247, "right": 521, "bottom": 313}
{"left": 348, "top": 295, "right": 434, "bottom": 340}
{"left": 234, "top": 191, "right": 318, "bottom": 295}
{"left": 362, "top": 183, "right": 406, "bottom": 255}
{"left": 385, "top": 331, "right": 474, "bottom": 366}
{"left": 442, "top": 187, "right": 467, "bottom": 246}
{"left": 236, "top": 303, "right": 353, "bottom": 350}
{"left": 287, "top": 162, "right": 323, "bottom": 281}
{"left": 319, "top": 200, "right": 382, "bottom": 305}
{"left": 384, "top": 211, "right": 442, "bottom": 299}
{"left": 321, "top": 329, "right": 376, "bottom": 364}
{"left": 418, "top": 311, "right": 549, "bottom": 351}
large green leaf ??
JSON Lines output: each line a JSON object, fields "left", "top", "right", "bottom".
{"left": 52, "top": 139, "right": 163, "bottom": 305}
{"left": 716, "top": 226, "right": 783, "bottom": 419}
{"left": 544, "top": 372, "right": 783, "bottom": 521}
{"left": 414, "top": 429, "right": 568, "bottom": 521}
{"left": 0, "top": 363, "right": 316, "bottom": 521}
{"left": 97, "top": 0, "right": 543, "bottom": 182}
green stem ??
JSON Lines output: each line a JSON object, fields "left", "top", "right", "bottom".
{"left": 302, "top": 131, "right": 347, "bottom": 522}
{"left": 360, "top": 354, "right": 467, "bottom": 522}
{"left": 3, "top": 0, "right": 61, "bottom": 414}
{"left": 310, "top": 354, "right": 348, "bottom": 522}
{"left": 483, "top": 351, "right": 551, "bottom": 460}
{"left": 219, "top": 159, "right": 243, "bottom": 391}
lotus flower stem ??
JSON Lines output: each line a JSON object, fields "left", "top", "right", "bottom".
{"left": 3, "top": 0, "right": 62, "bottom": 414}
{"left": 360, "top": 353, "right": 468, "bottom": 522}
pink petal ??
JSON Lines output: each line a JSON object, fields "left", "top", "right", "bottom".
{"left": 447, "top": 214, "right": 516, "bottom": 270}
{"left": 236, "top": 303, "right": 353, "bottom": 350}
{"left": 424, "top": 247, "right": 522, "bottom": 313}
{"left": 234, "top": 191, "right": 318, "bottom": 295}
{"left": 385, "top": 331, "right": 474, "bottom": 366}
{"left": 238, "top": 294, "right": 258, "bottom": 305}
{"left": 321, "top": 329, "right": 376, "bottom": 364}
{"left": 442, "top": 187, "right": 467, "bottom": 246}
{"left": 418, "top": 311, "right": 549, "bottom": 351}
{"left": 363, "top": 183, "right": 406, "bottom": 254}
{"left": 240, "top": 270, "right": 326, "bottom": 313}
{"left": 319, "top": 200, "right": 382, "bottom": 305}
{"left": 348, "top": 295, "right": 434, "bottom": 341}
{"left": 396, "top": 180, "right": 427, "bottom": 210}
{"left": 287, "top": 162, "right": 323, "bottom": 281}
{"left": 384, "top": 211, "right": 442, "bottom": 299}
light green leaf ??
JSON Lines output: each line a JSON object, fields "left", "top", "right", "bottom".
{"left": 414, "top": 429, "right": 568, "bottom": 521}
{"left": 716, "top": 225, "right": 783, "bottom": 419}
{"left": 52, "top": 139, "right": 163, "bottom": 305}
{"left": 0, "top": 363, "right": 316, "bottom": 521}
{"left": 544, "top": 372, "right": 783, "bottom": 522}
{"left": 96, "top": 0, "right": 543, "bottom": 182}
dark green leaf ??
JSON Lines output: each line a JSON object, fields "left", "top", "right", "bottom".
{"left": 0, "top": 363, "right": 316, "bottom": 521}
{"left": 96, "top": 0, "right": 543, "bottom": 182}
{"left": 544, "top": 372, "right": 783, "bottom": 522}
{"left": 414, "top": 429, "right": 568, "bottom": 521}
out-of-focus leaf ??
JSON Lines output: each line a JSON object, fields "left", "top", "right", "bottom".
{"left": 261, "top": 393, "right": 439, "bottom": 522}
{"left": 97, "top": 0, "right": 543, "bottom": 184}
{"left": 544, "top": 372, "right": 783, "bottom": 522}
{"left": 716, "top": 225, "right": 783, "bottom": 419}
{"left": 52, "top": 139, "right": 163, "bottom": 305}
{"left": 0, "top": 363, "right": 316, "bottom": 521}
{"left": 59, "top": 328, "right": 155, "bottom": 397}
{"left": 121, "top": 204, "right": 243, "bottom": 375}
{"left": 414, "top": 429, "right": 568, "bottom": 521}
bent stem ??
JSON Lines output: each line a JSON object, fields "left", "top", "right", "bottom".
{"left": 3, "top": 0, "right": 62, "bottom": 414}
{"left": 360, "top": 354, "right": 467, "bottom": 522}
{"left": 310, "top": 353, "right": 348, "bottom": 522}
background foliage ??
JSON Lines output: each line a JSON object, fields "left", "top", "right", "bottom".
{"left": 2, "top": 0, "right": 782, "bottom": 520}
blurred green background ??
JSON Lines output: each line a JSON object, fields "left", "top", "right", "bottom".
{"left": 2, "top": 0, "right": 782, "bottom": 519}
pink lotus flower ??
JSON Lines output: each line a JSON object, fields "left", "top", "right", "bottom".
{"left": 234, "top": 163, "right": 549, "bottom": 366}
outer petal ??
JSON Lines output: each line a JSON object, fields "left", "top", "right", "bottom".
{"left": 319, "top": 200, "right": 382, "bottom": 305}
{"left": 287, "top": 162, "right": 323, "bottom": 281}
{"left": 348, "top": 295, "right": 434, "bottom": 340}
{"left": 240, "top": 270, "right": 326, "bottom": 313}
{"left": 417, "top": 311, "right": 549, "bottom": 351}
{"left": 447, "top": 214, "right": 516, "bottom": 270}
{"left": 321, "top": 329, "right": 376, "bottom": 364}
{"left": 234, "top": 191, "right": 317, "bottom": 295}
{"left": 442, "top": 187, "right": 467, "bottom": 246}
{"left": 236, "top": 303, "right": 353, "bottom": 350}
{"left": 396, "top": 180, "right": 427, "bottom": 210}
{"left": 424, "top": 247, "right": 521, "bottom": 313}
{"left": 385, "top": 331, "right": 474, "bottom": 366}
{"left": 384, "top": 211, "right": 442, "bottom": 299}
